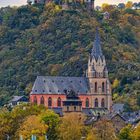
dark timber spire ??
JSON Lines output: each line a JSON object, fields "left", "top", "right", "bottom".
{"left": 91, "top": 28, "right": 103, "bottom": 58}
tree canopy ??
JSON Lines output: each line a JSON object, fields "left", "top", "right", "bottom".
{"left": 0, "top": 3, "right": 139, "bottom": 110}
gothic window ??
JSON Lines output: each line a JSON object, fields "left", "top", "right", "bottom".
{"left": 48, "top": 97, "right": 52, "bottom": 107}
{"left": 86, "top": 98, "right": 89, "bottom": 108}
{"left": 102, "top": 82, "right": 105, "bottom": 93}
{"left": 34, "top": 96, "right": 37, "bottom": 104}
{"left": 40, "top": 96, "right": 44, "bottom": 105}
{"left": 57, "top": 97, "right": 61, "bottom": 107}
{"left": 95, "top": 98, "right": 98, "bottom": 107}
{"left": 74, "top": 106, "right": 76, "bottom": 111}
{"left": 95, "top": 82, "right": 97, "bottom": 93}
{"left": 101, "top": 98, "right": 105, "bottom": 107}
{"left": 67, "top": 106, "right": 69, "bottom": 111}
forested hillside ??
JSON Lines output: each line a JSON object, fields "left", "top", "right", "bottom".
{"left": 0, "top": 3, "right": 140, "bottom": 109}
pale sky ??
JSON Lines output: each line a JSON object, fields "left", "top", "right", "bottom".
{"left": 0, "top": 0, "right": 140, "bottom": 7}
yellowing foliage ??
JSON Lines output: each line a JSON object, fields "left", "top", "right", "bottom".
{"left": 86, "top": 128, "right": 98, "bottom": 140}
{"left": 94, "top": 120, "right": 118, "bottom": 140}
{"left": 122, "top": 52, "right": 137, "bottom": 61}
{"left": 101, "top": 3, "right": 114, "bottom": 12}
{"left": 18, "top": 115, "right": 48, "bottom": 140}
{"left": 112, "top": 79, "right": 120, "bottom": 89}
{"left": 113, "top": 93, "right": 119, "bottom": 100}
{"left": 131, "top": 124, "right": 140, "bottom": 140}
{"left": 126, "top": 1, "right": 133, "bottom": 9}
{"left": 58, "top": 113, "right": 85, "bottom": 140}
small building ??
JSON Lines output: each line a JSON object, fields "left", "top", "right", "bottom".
{"left": 97, "top": 113, "right": 127, "bottom": 133}
{"left": 103, "top": 11, "right": 110, "bottom": 20}
{"left": 110, "top": 113, "right": 127, "bottom": 133}
{"left": 9, "top": 96, "right": 28, "bottom": 107}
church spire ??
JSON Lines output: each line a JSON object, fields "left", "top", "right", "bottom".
{"left": 91, "top": 28, "right": 103, "bottom": 58}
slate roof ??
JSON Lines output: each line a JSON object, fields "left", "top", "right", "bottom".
{"left": 83, "top": 108, "right": 108, "bottom": 116}
{"left": 91, "top": 28, "right": 103, "bottom": 59}
{"left": 111, "top": 113, "right": 127, "bottom": 121}
{"left": 11, "top": 96, "right": 25, "bottom": 102}
{"left": 52, "top": 108, "right": 63, "bottom": 117}
{"left": 112, "top": 103, "right": 125, "bottom": 113}
{"left": 31, "top": 76, "right": 89, "bottom": 95}
{"left": 101, "top": 112, "right": 127, "bottom": 122}
{"left": 121, "top": 111, "right": 140, "bottom": 124}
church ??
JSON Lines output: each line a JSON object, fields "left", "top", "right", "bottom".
{"left": 30, "top": 29, "right": 112, "bottom": 115}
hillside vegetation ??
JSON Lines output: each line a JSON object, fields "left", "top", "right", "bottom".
{"left": 0, "top": 3, "right": 140, "bottom": 109}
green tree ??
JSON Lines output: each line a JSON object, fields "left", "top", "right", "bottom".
{"left": 0, "top": 104, "right": 47, "bottom": 139}
{"left": 41, "top": 110, "right": 60, "bottom": 140}
{"left": 119, "top": 125, "right": 132, "bottom": 140}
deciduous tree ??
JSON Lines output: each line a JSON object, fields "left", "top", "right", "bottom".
{"left": 40, "top": 110, "right": 60, "bottom": 140}
{"left": 94, "top": 120, "right": 118, "bottom": 140}
{"left": 58, "top": 113, "right": 86, "bottom": 140}
{"left": 17, "top": 115, "right": 48, "bottom": 140}
{"left": 119, "top": 125, "right": 132, "bottom": 140}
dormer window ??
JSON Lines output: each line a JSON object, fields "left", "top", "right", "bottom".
{"left": 64, "top": 89, "right": 67, "bottom": 94}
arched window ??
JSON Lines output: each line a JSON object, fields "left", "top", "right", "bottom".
{"left": 102, "top": 82, "right": 105, "bottom": 93}
{"left": 101, "top": 98, "right": 105, "bottom": 107}
{"left": 95, "top": 82, "right": 97, "bottom": 93}
{"left": 34, "top": 96, "right": 37, "bottom": 104}
{"left": 48, "top": 97, "right": 52, "bottom": 107}
{"left": 95, "top": 98, "right": 98, "bottom": 107}
{"left": 86, "top": 98, "right": 89, "bottom": 108}
{"left": 67, "top": 106, "right": 69, "bottom": 112}
{"left": 40, "top": 96, "right": 44, "bottom": 105}
{"left": 57, "top": 97, "right": 61, "bottom": 107}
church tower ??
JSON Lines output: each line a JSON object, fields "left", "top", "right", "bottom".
{"left": 87, "top": 28, "right": 112, "bottom": 111}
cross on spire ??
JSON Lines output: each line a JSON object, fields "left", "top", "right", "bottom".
{"left": 91, "top": 27, "right": 103, "bottom": 58}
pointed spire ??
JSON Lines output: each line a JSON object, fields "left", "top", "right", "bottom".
{"left": 91, "top": 27, "right": 103, "bottom": 58}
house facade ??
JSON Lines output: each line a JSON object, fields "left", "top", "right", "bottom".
{"left": 30, "top": 29, "right": 112, "bottom": 113}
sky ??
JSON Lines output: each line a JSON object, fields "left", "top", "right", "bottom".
{"left": 0, "top": 0, "right": 140, "bottom": 7}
